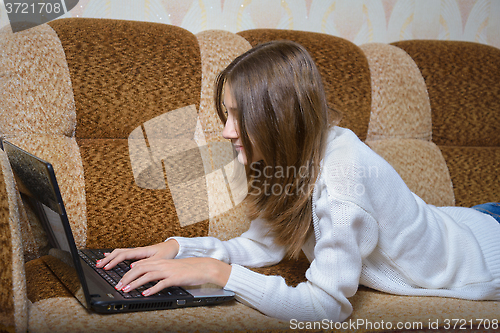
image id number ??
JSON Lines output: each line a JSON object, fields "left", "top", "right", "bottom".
{"left": 443, "top": 319, "right": 499, "bottom": 330}
{"left": 5, "top": 2, "right": 62, "bottom": 14}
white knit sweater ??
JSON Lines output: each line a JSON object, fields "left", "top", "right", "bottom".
{"left": 171, "top": 127, "right": 500, "bottom": 322}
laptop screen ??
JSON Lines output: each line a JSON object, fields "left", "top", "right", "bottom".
{"left": 2, "top": 140, "right": 91, "bottom": 309}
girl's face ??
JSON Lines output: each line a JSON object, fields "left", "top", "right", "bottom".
{"left": 221, "top": 84, "right": 262, "bottom": 165}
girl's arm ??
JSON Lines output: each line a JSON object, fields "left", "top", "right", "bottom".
{"left": 170, "top": 217, "right": 287, "bottom": 267}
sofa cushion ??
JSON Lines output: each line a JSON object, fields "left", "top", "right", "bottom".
{"left": 47, "top": 18, "right": 201, "bottom": 140}
{"left": 0, "top": 23, "right": 78, "bottom": 260}
{"left": 392, "top": 40, "right": 500, "bottom": 147}
{"left": 360, "top": 43, "right": 454, "bottom": 206}
{"left": 392, "top": 40, "right": 500, "bottom": 207}
{"left": 366, "top": 139, "right": 455, "bottom": 207}
{"left": 195, "top": 30, "right": 254, "bottom": 241}
{"left": 44, "top": 18, "right": 210, "bottom": 249}
{"left": 440, "top": 147, "right": 500, "bottom": 207}
{"left": 0, "top": 152, "right": 16, "bottom": 333}
{"left": 0, "top": 24, "right": 76, "bottom": 138}
{"left": 238, "top": 29, "right": 372, "bottom": 141}
{"left": 28, "top": 297, "right": 291, "bottom": 333}
{"left": 360, "top": 43, "right": 432, "bottom": 142}
{"left": 196, "top": 30, "right": 252, "bottom": 143}
{"left": 25, "top": 251, "right": 500, "bottom": 333}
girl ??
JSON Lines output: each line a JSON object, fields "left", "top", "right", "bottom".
{"left": 97, "top": 41, "right": 500, "bottom": 322}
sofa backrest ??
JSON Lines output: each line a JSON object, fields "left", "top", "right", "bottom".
{"left": 47, "top": 18, "right": 208, "bottom": 250}
{"left": 360, "top": 43, "right": 455, "bottom": 207}
{"left": 0, "top": 19, "right": 377, "bottom": 261}
{"left": 392, "top": 40, "right": 500, "bottom": 207}
{"left": 2, "top": 18, "right": 497, "bottom": 263}
{"left": 238, "top": 29, "right": 372, "bottom": 142}
{"left": 0, "top": 18, "right": 210, "bottom": 257}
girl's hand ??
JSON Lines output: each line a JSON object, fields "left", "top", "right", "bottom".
{"left": 114, "top": 257, "right": 232, "bottom": 296}
{"left": 95, "top": 239, "right": 180, "bottom": 270}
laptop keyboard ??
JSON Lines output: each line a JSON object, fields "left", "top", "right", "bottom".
{"left": 78, "top": 249, "right": 189, "bottom": 299}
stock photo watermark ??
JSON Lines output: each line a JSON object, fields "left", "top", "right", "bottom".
{"left": 249, "top": 162, "right": 379, "bottom": 197}
{"left": 290, "top": 318, "right": 499, "bottom": 331}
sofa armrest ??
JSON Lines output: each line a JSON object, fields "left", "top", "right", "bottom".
{"left": 0, "top": 149, "right": 28, "bottom": 333}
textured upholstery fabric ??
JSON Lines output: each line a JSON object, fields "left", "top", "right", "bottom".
{"left": 238, "top": 29, "right": 372, "bottom": 142}
{"left": 47, "top": 18, "right": 201, "bottom": 140}
{"left": 196, "top": 30, "right": 252, "bottom": 142}
{"left": 0, "top": 23, "right": 78, "bottom": 261}
{"left": 0, "top": 151, "right": 28, "bottom": 333}
{"left": 440, "top": 147, "right": 500, "bottom": 207}
{"left": 47, "top": 18, "right": 209, "bottom": 249}
{"left": 0, "top": 24, "right": 76, "bottom": 138}
{"left": 391, "top": 40, "right": 500, "bottom": 147}
{"left": 27, "top": 297, "right": 290, "bottom": 333}
{"left": 361, "top": 43, "right": 432, "bottom": 142}
{"left": 0, "top": 152, "right": 15, "bottom": 333}
{"left": 360, "top": 43, "right": 454, "bottom": 207}
{"left": 195, "top": 30, "right": 253, "bottom": 241}
{"left": 1, "top": 18, "right": 498, "bottom": 332}
{"left": 4, "top": 134, "right": 87, "bottom": 250}
{"left": 393, "top": 40, "right": 500, "bottom": 207}
{"left": 25, "top": 258, "right": 74, "bottom": 303}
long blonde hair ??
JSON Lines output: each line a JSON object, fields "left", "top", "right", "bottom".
{"left": 215, "top": 41, "right": 340, "bottom": 258}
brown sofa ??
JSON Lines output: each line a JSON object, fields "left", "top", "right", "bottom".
{"left": 0, "top": 18, "right": 499, "bottom": 333}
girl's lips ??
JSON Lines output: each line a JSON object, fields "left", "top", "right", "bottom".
{"left": 233, "top": 144, "right": 243, "bottom": 151}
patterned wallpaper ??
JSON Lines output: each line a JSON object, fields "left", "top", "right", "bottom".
{"left": 1, "top": 0, "right": 499, "bottom": 48}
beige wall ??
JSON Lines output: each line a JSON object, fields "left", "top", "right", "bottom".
{"left": 1, "top": 0, "right": 499, "bottom": 48}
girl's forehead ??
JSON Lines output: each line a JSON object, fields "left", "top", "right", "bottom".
{"left": 223, "top": 84, "right": 237, "bottom": 108}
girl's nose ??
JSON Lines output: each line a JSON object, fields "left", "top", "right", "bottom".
{"left": 222, "top": 118, "right": 238, "bottom": 140}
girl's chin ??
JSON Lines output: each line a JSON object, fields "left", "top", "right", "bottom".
{"left": 237, "top": 151, "right": 247, "bottom": 165}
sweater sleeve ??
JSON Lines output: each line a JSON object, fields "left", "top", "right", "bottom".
{"left": 224, "top": 184, "right": 379, "bottom": 322}
{"left": 167, "top": 217, "right": 287, "bottom": 267}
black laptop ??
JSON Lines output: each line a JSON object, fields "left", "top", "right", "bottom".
{"left": 1, "top": 139, "right": 235, "bottom": 313}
